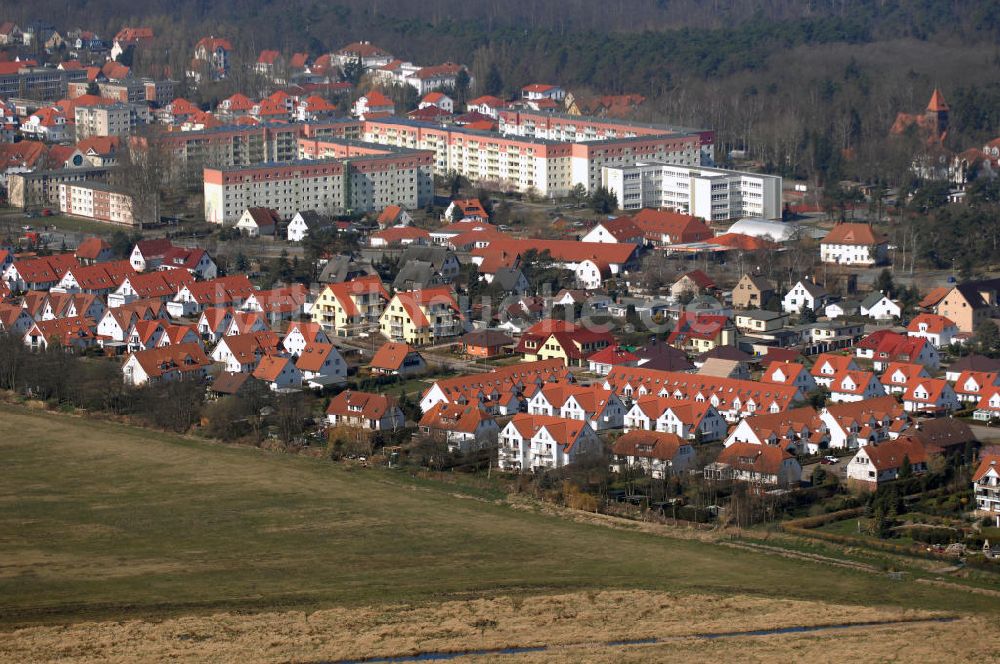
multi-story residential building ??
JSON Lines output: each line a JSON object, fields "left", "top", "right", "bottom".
{"left": 0, "top": 64, "right": 87, "bottom": 100}
{"left": 973, "top": 454, "right": 1000, "bottom": 513}
{"left": 333, "top": 41, "right": 394, "bottom": 70}
{"left": 602, "top": 161, "right": 782, "bottom": 220}
{"left": 311, "top": 275, "right": 390, "bottom": 336}
{"left": 7, "top": 166, "right": 110, "bottom": 208}
{"left": 497, "top": 413, "right": 602, "bottom": 472}
{"left": 58, "top": 182, "right": 135, "bottom": 226}
{"left": 363, "top": 116, "right": 704, "bottom": 196}
{"left": 932, "top": 278, "right": 1000, "bottom": 334}
{"left": 157, "top": 120, "right": 360, "bottom": 182}
{"left": 373, "top": 61, "right": 470, "bottom": 95}
{"left": 379, "top": 286, "right": 463, "bottom": 346}
{"left": 69, "top": 78, "right": 175, "bottom": 106}
{"left": 203, "top": 148, "right": 433, "bottom": 224}
{"left": 498, "top": 109, "right": 715, "bottom": 164}
{"left": 74, "top": 103, "right": 150, "bottom": 139}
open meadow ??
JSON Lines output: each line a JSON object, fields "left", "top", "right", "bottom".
{"left": 0, "top": 403, "right": 998, "bottom": 661}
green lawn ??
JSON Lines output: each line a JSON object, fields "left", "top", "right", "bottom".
{"left": 0, "top": 403, "right": 997, "bottom": 627}
{"left": 32, "top": 214, "right": 127, "bottom": 236}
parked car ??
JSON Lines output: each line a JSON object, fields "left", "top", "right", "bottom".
{"left": 40, "top": 208, "right": 53, "bottom": 217}
{"left": 820, "top": 455, "right": 839, "bottom": 465}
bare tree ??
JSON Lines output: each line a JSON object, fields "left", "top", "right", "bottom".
{"left": 113, "top": 128, "right": 178, "bottom": 228}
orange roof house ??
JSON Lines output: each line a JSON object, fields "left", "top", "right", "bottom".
{"left": 629, "top": 209, "right": 712, "bottom": 246}
{"left": 380, "top": 286, "right": 463, "bottom": 346}
{"left": 370, "top": 341, "right": 425, "bottom": 375}
{"left": 325, "top": 390, "right": 404, "bottom": 431}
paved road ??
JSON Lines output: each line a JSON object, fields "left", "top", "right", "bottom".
{"left": 331, "top": 334, "right": 491, "bottom": 374}
{"left": 801, "top": 454, "right": 850, "bottom": 484}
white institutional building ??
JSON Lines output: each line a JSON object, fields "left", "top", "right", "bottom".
{"left": 601, "top": 161, "right": 782, "bottom": 221}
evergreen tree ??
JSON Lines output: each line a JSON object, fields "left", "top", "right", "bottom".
{"left": 483, "top": 64, "right": 503, "bottom": 96}
{"left": 589, "top": 186, "right": 617, "bottom": 214}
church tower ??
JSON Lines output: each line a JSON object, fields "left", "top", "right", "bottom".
{"left": 925, "top": 88, "right": 949, "bottom": 138}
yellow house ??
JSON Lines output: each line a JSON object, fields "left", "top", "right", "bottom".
{"left": 514, "top": 319, "right": 614, "bottom": 367}
{"left": 379, "top": 286, "right": 463, "bottom": 346}
{"left": 311, "top": 275, "right": 390, "bottom": 337}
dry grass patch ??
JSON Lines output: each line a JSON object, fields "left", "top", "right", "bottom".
{"left": 0, "top": 590, "right": 965, "bottom": 664}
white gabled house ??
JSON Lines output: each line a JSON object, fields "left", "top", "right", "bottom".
{"left": 496, "top": 413, "right": 602, "bottom": 472}
{"left": 829, "top": 370, "right": 885, "bottom": 404}
{"left": 782, "top": 279, "right": 830, "bottom": 314}
{"left": 525, "top": 383, "right": 625, "bottom": 431}
{"left": 860, "top": 292, "right": 901, "bottom": 320}
{"left": 622, "top": 396, "right": 727, "bottom": 442}
{"left": 760, "top": 361, "right": 817, "bottom": 399}
{"left": 281, "top": 321, "right": 331, "bottom": 356}
{"left": 418, "top": 403, "right": 499, "bottom": 454}
{"left": 902, "top": 378, "right": 960, "bottom": 414}
{"left": 907, "top": 313, "right": 960, "bottom": 348}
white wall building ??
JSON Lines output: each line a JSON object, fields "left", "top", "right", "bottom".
{"left": 601, "top": 161, "right": 782, "bottom": 221}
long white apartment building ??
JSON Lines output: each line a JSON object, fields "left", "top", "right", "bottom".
{"left": 602, "top": 161, "right": 782, "bottom": 221}
{"left": 203, "top": 148, "right": 433, "bottom": 225}
{"left": 362, "top": 117, "right": 705, "bottom": 197}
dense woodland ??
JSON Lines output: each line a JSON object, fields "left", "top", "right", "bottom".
{"left": 9, "top": 2, "right": 1000, "bottom": 188}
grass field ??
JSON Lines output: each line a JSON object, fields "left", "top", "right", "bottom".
{"left": 6, "top": 213, "right": 125, "bottom": 237}
{"left": 1, "top": 402, "right": 998, "bottom": 636}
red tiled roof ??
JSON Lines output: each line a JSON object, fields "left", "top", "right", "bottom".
{"left": 706, "top": 233, "right": 776, "bottom": 251}
{"left": 336, "top": 42, "right": 390, "bottom": 58}
{"left": 252, "top": 354, "right": 295, "bottom": 382}
{"left": 74, "top": 237, "right": 110, "bottom": 261}
{"left": 587, "top": 344, "right": 639, "bottom": 366}
{"left": 927, "top": 88, "right": 949, "bottom": 112}
{"left": 718, "top": 442, "right": 795, "bottom": 476}
{"left": 129, "top": 343, "right": 210, "bottom": 379}
{"left": 508, "top": 413, "right": 589, "bottom": 451}
{"left": 862, "top": 436, "right": 928, "bottom": 471}
{"left": 324, "top": 274, "right": 389, "bottom": 318}
{"left": 907, "top": 313, "right": 956, "bottom": 335}
{"left": 295, "top": 342, "right": 337, "bottom": 372}
{"left": 362, "top": 91, "right": 393, "bottom": 108}
{"left": 822, "top": 222, "right": 885, "bottom": 246}
{"left": 370, "top": 341, "right": 418, "bottom": 372}
{"left": 196, "top": 36, "right": 232, "bottom": 51}
{"left": 326, "top": 390, "right": 397, "bottom": 419}
{"left": 973, "top": 454, "right": 1000, "bottom": 482}
{"left": 77, "top": 135, "right": 120, "bottom": 156}
{"left": 257, "top": 50, "right": 281, "bottom": 65}
{"left": 918, "top": 287, "right": 950, "bottom": 309}
{"left": 372, "top": 226, "right": 429, "bottom": 244}
{"left": 393, "top": 286, "right": 460, "bottom": 328}
{"left": 629, "top": 209, "right": 712, "bottom": 244}
{"left": 419, "top": 402, "right": 492, "bottom": 434}
{"left": 611, "top": 429, "right": 686, "bottom": 461}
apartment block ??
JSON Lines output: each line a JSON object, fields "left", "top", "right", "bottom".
{"left": 59, "top": 182, "right": 135, "bottom": 226}
{"left": 602, "top": 161, "right": 782, "bottom": 221}
{"left": 7, "top": 166, "right": 110, "bottom": 208}
{"left": 74, "top": 103, "right": 150, "bottom": 139}
{"left": 0, "top": 66, "right": 86, "bottom": 100}
{"left": 203, "top": 148, "right": 433, "bottom": 224}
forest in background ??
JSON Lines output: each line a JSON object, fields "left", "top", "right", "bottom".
{"left": 7, "top": 1, "right": 1000, "bottom": 188}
